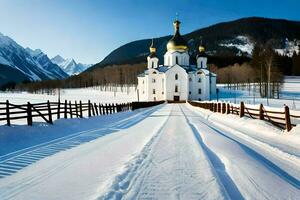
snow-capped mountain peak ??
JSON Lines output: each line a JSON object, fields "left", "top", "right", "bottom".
{"left": 0, "top": 32, "right": 69, "bottom": 85}
{"left": 51, "top": 55, "right": 91, "bottom": 75}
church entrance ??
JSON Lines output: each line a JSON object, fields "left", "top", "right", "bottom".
{"left": 173, "top": 96, "right": 180, "bottom": 101}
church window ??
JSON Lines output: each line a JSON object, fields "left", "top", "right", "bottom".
{"left": 176, "top": 56, "right": 178, "bottom": 64}
{"left": 175, "top": 85, "right": 178, "bottom": 92}
{"left": 198, "top": 98, "right": 201, "bottom": 101}
{"left": 142, "top": 80, "right": 144, "bottom": 84}
{"left": 201, "top": 61, "right": 203, "bottom": 68}
{"left": 152, "top": 61, "right": 154, "bottom": 68}
{"left": 189, "top": 77, "right": 192, "bottom": 82}
{"left": 198, "top": 88, "right": 202, "bottom": 94}
{"left": 154, "top": 97, "right": 156, "bottom": 101}
{"left": 153, "top": 89, "right": 156, "bottom": 94}
{"left": 198, "top": 78, "right": 201, "bottom": 83}
{"left": 153, "top": 71, "right": 157, "bottom": 74}
{"left": 175, "top": 74, "right": 178, "bottom": 80}
{"left": 189, "top": 91, "right": 191, "bottom": 95}
{"left": 152, "top": 78, "right": 156, "bottom": 83}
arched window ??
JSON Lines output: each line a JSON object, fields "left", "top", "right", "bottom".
{"left": 152, "top": 61, "right": 154, "bottom": 68}
{"left": 175, "top": 85, "right": 178, "bottom": 92}
{"left": 175, "top": 74, "right": 178, "bottom": 80}
{"left": 176, "top": 56, "right": 178, "bottom": 64}
{"left": 200, "top": 61, "right": 203, "bottom": 68}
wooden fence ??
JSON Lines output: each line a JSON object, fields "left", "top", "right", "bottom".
{"left": 188, "top": 101, "right": 300, "bottom": 132}
{"left": 131, "top": 101, "right": 165, "bottom": 110}
{"left": 0, "top": 100, "right": 131, "bottom": 126}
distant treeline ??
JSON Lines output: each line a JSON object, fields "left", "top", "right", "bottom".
{"left": 3, "top": 47, "right": 300, "bottom": 98}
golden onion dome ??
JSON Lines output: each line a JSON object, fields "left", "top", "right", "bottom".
{"left": 166, "top": 20, "right": 188, "bottom": 51}
{"left": 199, "top": 45, "right": 205, "bottom": 52}
{"left": 148, "top": 39, "right": 157, "bottom": 58}
{"left": 149, "top": 38, "right": 156, "bottom": 53}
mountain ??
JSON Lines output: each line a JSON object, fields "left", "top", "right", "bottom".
{"left": 89, "top": 17, "right": 300, "bottom": 71}
{"left": 51, "top": 55, "right": 91, "bottom": 75}
{"left": 26, "top": 48, "right": 68, "bottom": 79}
{"left": 0, "top": 32, "right": 69, "bottom": 85}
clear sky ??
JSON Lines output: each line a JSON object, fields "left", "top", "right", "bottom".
{"left": 0, "top": 0, "right": 299, "bottom": 64}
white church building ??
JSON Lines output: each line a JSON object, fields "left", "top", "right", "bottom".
{"left": 137, "top": 19, "right": 217, "bottom": 102}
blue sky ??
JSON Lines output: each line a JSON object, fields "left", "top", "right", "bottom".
{"left": 0, "top": 0, "right": 299, "bottom": 64}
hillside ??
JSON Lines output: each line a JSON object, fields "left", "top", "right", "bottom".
{"left": 89, "top": 17, "right": 300, "bottom": 71}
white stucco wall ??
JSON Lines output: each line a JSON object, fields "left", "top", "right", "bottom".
{"left": 147, "top": 57, "right": 159, "bottom": 69}
{"left": 197, "top": 57, "right": 208, "bottom": 69}
{"left": 165, "top": 65, "right": 188, "bottom": 101}
{"left": 164, "top": 51, "right": 189, "bottom": 67}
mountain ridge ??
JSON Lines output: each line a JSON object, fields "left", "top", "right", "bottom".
{"left": 88, "top": 17, "right": 300, "bottom": 72}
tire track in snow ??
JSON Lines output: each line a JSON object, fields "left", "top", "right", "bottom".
{"left": 98, "top": 105, "right": 173, "bottom": 200}
{"left": 184, "top": 104, "right": 300, "bottom": 190}
{"left": 0, "top": 104, "right": 164, "bottom": 179}
{"left": 0, "top": 105, "right": 167, "bottom": 199}
{"left": 180, "top": 106, "right": 244, "bottom": 200}
{"left": 99, "top": 104, "right": 228, "bottom": 200}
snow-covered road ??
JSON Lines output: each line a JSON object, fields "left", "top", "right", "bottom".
{"left": 1, "top": 104, "right": 300, "bottom": 199}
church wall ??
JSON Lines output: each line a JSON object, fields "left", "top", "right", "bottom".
{"left": 165, "top": 65, "right": 188, "bottom": 101}
{"left": 137, "top": 76, "right": 147, "bottom": 101}
{"left": 188, "top": 71, "right": 210, "bottom": 101}
{"left": 146, "top": 69, "right": 165, "bottom": 101}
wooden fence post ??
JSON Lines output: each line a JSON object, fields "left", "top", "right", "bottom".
{"left": 285, "top": 106, "right": 292, "bottom": 132}
{"left": 91, "top": 103, "right": 95, "bottom": 116}
{"left": 259, "top": 104, "right": 264, "bottom": 120}
{"left": 94, "top": 103, "right": 99, "bottom": 116}
{"left": 27, "top": 102, "right": 32, "bottom": 126}
{"left": 80, "top": 101, "right": 83, "bottom": 118}
{"left": 69, "top": 101, "right": 73, "bottom": 118}
{"left": 239, "top": 101, "right": 245, "bottom": 118}
{"left": 6, "top": 100, "right": 10, "bottom": 126}
{"left": 57, "top": 100, "right": 60, "bottom": 119}
{"left": 75, "top": 101, "right": 78, "bottom": 117}
{"left": 222, "top": 103, "right": 226, "bottom": 114}
{"left": 47, "top": 100, "right": 53, "bottom": 124}
{"left": 106, "top": 104, "right": 109, "bottom": 114}
{"left": 99, "top": 104, "right": 102, "bottom": 115}
{"left": 226, "top": 103, "right": 230, "bottom": 114}
{"left": 64, "top": 100, "right": 67, "bottom": 118}
{"left": 88, "top": 100, "right": 91, "bottom": 117}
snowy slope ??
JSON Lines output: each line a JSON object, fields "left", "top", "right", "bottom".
{"left": 219, "top": 35, "right": 254, "bottom": 56}
{"left": 51, "top": 55, "right": 91, "bottom": 75}
{"left": 0, "top": 32, "right": 68, "bottom": 82}
{"left": 275, "top": 38, "right": 300, "bottom": 57}
{"left": 26, "top": 48, "right": 68, "bottom": 79}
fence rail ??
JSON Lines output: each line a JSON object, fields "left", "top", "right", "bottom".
{"left": 0, "top": 100, "right": 166, "bottom": 126}
{"left": 188, "top": 101, "right": 300, "bottom": 132}
{"left": 0, "top": 100, "right": 132, "bottom": 126}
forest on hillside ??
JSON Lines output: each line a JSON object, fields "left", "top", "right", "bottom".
{"left": 2, "top": 42, "right": 300, "bottom": 99}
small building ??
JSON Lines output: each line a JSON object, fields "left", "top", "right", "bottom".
{"left": 137, "top": 19, "right": 217, "bottom": 102}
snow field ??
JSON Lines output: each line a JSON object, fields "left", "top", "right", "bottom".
{"left": 0, "top": 104, "right": 168, "bottom": 199}
{"left": 1, "top": 103, "right": 300, "bottom": 199}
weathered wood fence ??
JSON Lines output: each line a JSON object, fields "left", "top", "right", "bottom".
{"left": 188, "top": 101, "right": 300, "bottom": 132}
{"left": 131, "top": 101, "right": 165, "bottom": 110}
{"left": 0, "top": 100, "right": 131, "bottom": 126}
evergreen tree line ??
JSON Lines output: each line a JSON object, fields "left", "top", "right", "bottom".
{"left": 8, "top": 43, "right": 300, "bottom": 99}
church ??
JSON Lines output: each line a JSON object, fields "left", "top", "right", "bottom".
{"left": 137, "top": 19, "right": 217, "bottom": 102}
